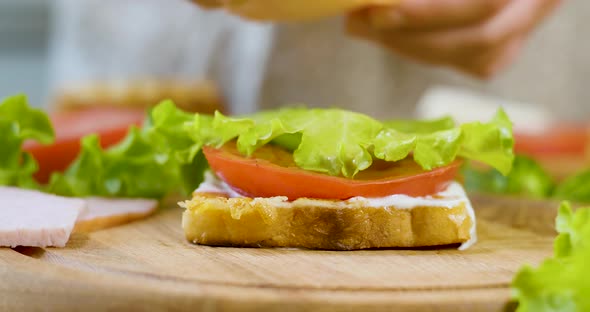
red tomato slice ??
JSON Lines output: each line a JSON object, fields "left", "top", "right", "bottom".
{"left": 203, "top": 143, "right": 462, "bottom": 200}
{"left": 514, "top": 124, "right": 590, "bottom": 157}
{"left": 23, "top": 107, "right": 146, "bottom": 183}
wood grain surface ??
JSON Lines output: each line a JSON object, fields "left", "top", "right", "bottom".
{"left": 0, "top": 194, "right": 560, "bottom": 311}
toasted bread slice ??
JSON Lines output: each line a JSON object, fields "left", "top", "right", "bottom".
{"left": 181, "top": 183, "right": 476, "bottom": 250}
{"left": 52, "top": 80, "right": 224, "bottom": 114}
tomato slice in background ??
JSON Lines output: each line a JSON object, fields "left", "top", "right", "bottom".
{"left": 203, "top": 143, "right": 462, "bottom": 200}
{"left": 23, "top": 107, "right": 146, "bottom": 183}
{"left": 514, "top": 123, "right": 590, "bottom": 157}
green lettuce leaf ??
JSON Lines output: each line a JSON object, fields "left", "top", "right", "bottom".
{"left": 385, "top": 116, "right": 455, "bottom": 134}
{"left": 149, "top": 100, "right": 205, "bottom": 164}
{"left": 49, "top": 119, "right": 206, "bottom": 198}
{"left": 236, "top": 107, "right": 308, "bottom": 155}
{"left": 372, "top": 128, "right": 416, "bottom": 162}
{"left": 206, "top": 108, "right": 382, "bottom": 177}
{"left": 512, "top": 202, "right": 590, "bottom": 311}
{"left": 554, "top": 202, "right": 590, "bottom": 258}
{"left": 0, "top": 95, "right": 54, "bottom": 188}
{"left": 292, "top": 109, "right": 382, "bottom": 177}
{"left": 512, "top": 255, "right": 589, "bottom": 312}
{"left": 378, "top": 110, "right": 513, "bottom": 173}
{"left": 413, "top": 128, "right": 462, "bottom": 170}
{"left": 463, "top": 155, "right": 554, "bottom": 198}
{"left": 457, "top": 109, "right": 514, "bottom": 175}
{"left": 554, "top": 170, "right": 590, "bottom": 203}
{"left": 0, "top": 96, "right": 515, "bottom": 198}
{"left": 187, "top": 108, "right": 514, "bottom": 178}
{"left": 0, "top": 94, "right": 54, "bottom": 144}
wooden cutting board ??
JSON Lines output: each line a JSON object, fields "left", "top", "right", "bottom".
{"left": 0, "top": 194, "right": 560, "bottom": 311}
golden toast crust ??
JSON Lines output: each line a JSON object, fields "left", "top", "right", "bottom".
{"left": 181, "top": 193, "right": 473, "bottom": 250}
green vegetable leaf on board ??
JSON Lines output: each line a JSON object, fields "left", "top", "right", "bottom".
{"left": 463, "top": 155, "right": 555, "bottom": 198}
{"left": 554, "top": 170, "right": 590, "bottom": 203}
{"left": 512, "top": 202, "right": 590, "bottom": 312}
{"left": 49, "top": 121, "right": 207, "bottom": 199}
{"left": 462, "top": 151, "right": 590, "bottom": 203}
{"left": 0, "top": 95, "right": 54, "bottom": 188}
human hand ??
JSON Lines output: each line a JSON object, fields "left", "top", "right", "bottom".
{"left": 347, "top": 0, "right": 562, "bottom": 78}
{"left": 190, "top": 0, "right": 223, "bottom": 9}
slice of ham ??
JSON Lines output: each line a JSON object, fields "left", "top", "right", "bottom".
{"left": 0, "top": 187, "right": 86, "bottom": 248}
{"left": 74, "top": 197, "right": 158, "bottom": 233}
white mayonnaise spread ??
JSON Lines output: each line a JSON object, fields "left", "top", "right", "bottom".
{"left": 194, "top": 171, "right": 477, "bottom": 250}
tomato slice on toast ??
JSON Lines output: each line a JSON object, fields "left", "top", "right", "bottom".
{"left": 203, "top": 143, "right": 462, "bottom": 200}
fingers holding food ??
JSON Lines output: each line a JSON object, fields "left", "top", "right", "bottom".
{"left": 347, "top": 0, "right": 562, "bottom": 78}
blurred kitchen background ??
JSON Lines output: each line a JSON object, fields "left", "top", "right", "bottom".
{"left": 0, "top": 0, "right": 50, "bottom": 107}
{"left": 0, "top": 0, "right": 271, "bottom": 113}
{"left": 0, "top": 0, "right": 588, "bottom": 121}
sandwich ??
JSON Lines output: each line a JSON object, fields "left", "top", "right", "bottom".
{"left": 149, "top": 103, "right": 515, "bottom": 250}
{"left": 194, "top": 0, "right": 399, "bottom": 21}
{"left": 53, "top": 79, "right": 224, "bottom": 114}
{"left": 0, "top": 95, "right": 514, "bottom": 249}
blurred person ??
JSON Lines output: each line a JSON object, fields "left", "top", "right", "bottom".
{"left": 192, "top": 0, "right": 589, "bottom": 121}
{"left": 49, "top": 0, "right": 590, "bottom": 120}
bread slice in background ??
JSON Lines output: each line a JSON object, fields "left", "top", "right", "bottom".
{"left": 181, "top": 191, "right": 474, "bottom": 251}
{"left": 52, "top": 79, "right": 225, "bottom": 114}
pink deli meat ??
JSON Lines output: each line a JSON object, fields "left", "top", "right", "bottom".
{"left": 0, "top": 187, "right": 86, "bottom": 248}
{"left": 74, "top": 197, "right": 158, "bottom": 232}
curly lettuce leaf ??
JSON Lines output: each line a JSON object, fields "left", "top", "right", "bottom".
{"left": 190, "top": 108, "right": 513, "bottom": 178}
{"left": 385, "top": 116, "right": 455, "bottom": 134}
{"left": 463, "top": 155, "right": 554, "bottom": 198}
{"left": 554, "top": 170, "right": 590, "bottom": 203}
{"left": 372, "top": 128, "right": 416, "bottom": 162}
{"left": 554, "top": 202, "right": 590, "bottom": 258}
{"left": 49, "top": 124, "right": 206, "bottom": 199}
{"left": 463, "top": 151, "right": 590, "bottom": 203}
{"left": 236, "top": 107, "right": 308, "bottom": 155}
{"left": 0, "top": 94, "right": 54, "bottom": 144}
{"left": 457, "top": 109, "right": 514, "bottom": 175}
{"left": 512, "top": 255, "right": 589, "bottom": 312}
{"left": 48, "top": 134, "right": 104, "bottom": 196}
{"left": 295, "top": 109, "right": 383, "bottom": 177}
{"left": 413, "top": 128, "right": 463, "bottom": 170}
{"left": 0, "top": 96, "right": 514, "bottom": 198}
{"left": 375, "top": 109, "right": 513, "bottom": 174}
{"left": 512, "top": 202, "right": 590, "bottom": 311}
{"left": 148, "top": 100, "right": 204, "bottom": 164}
{"left": 0, "top": 95, "right": 54, "bottom": 187}
{"left": 205, "top": 108, "right": 382, "bottom": 177}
